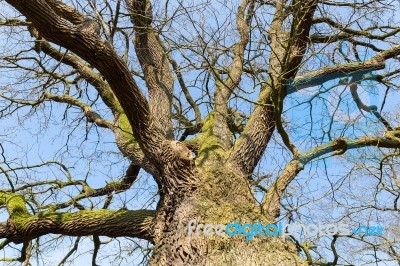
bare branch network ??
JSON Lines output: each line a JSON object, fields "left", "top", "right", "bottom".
{"left": 0, "top": 0, "right": 399, "bottom": 265}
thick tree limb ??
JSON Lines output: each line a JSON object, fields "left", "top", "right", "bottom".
{"left": 0, "top": 192, "right": 155, "bottom": 243}
{"left": 263, "top": 135, "right": 400, "bottom": 218}
{"left": 212, "top": 0, "right": 256, "bottom": 150}
{"left": 229, "top": 0, "right": 318, "bottom": 178}
{"left": 300, "top": 135, "right": 400, "bottom": 164}
{"left": 127, "top": 0, "right": 174, "bottom": 139}
{"left": 288, "top": 60, "right": 385, "bottom": 91}
{"left": 286, "top": 5, "right": 400, "bottom": 93}
{"left": 46, "top": 0, "right": 86, "bottom": 24}
{"left": 27, "top": 32, "right": 160, "bottom": 173}
{"left": 230, "top": 1, "right": 400, "bottom": 178}
{"left": 228, "top": 88, "right": 275, "bottom": 178}
{"left": 227, "top": 0, "right": 288, "bottom": 178}
{"left": 6, "top": 1, "right": 198, "bottom": 192}
{"left": 5, "top": 0, "right": 164, "bottom": 164}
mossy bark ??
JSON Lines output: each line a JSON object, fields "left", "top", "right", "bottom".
{"left": 0, "top": 192, "right": 155, "bottom": 243}
{"left": 149, "top": 165, "right": 306, "bottom": 266}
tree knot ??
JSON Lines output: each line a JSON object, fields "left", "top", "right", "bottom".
{"left": 170, "top": 141, "right": 195, "bottom": 161}
{"left": 333, "top": 137, "right": 347, "bottom": 155}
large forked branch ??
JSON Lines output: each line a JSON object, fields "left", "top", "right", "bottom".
{"left": 289, "top": 59, "right": 386, "bottom": 91}
{"left": 229, "top": 0, "right": 318, "bottom": 178}
{"left": 127, "top": 0, "right": 174, "bottom": 139}
{"left": 5, "top": 0, "right": 164, "bottom": 164}
{"left": 211, "top": 0, "right": 256, "bottom": 150}
{"left": 289, "top": 21, "right": 400, "bottom": 92}
{"left": 260, "top": 42, "right": 400, "bottom": 218}
{"left": 0, "top": 192, "right": 156, "bottom": 243}
{"left": 24, "top": 31, "right": 158, "bottom": 174}
{"left": 263, "top": 135, "right": 400, "bottom": 218}
{"left": 230, "top": 0, "right": 400, "bottom": 178}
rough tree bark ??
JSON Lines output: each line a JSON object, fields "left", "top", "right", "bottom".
{"left": 1, "top": 0, "right": 400, "bottom": 265}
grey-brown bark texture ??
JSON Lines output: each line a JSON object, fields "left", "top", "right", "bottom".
{"left": 1, "top": 0, "right": 400, "bottom": 265}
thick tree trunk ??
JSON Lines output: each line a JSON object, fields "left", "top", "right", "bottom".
{"left": 150, "top": 165, "right": 306, "bottom": 266}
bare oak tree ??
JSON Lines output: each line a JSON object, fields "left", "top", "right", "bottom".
{"left": 0, "top": 0, "right": 400, "bottom": 265}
